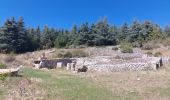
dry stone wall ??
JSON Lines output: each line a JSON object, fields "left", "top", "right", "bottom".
{"left": 33, "top": 54, "right": 165, "bottom": 72}
{"left": 76, "top": 56, "right": 163, "bottom": 72}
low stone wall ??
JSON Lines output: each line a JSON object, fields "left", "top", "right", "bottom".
{"left": 34, "top": 58, "right": 76, "bottom": 69}
{"left": 33, "top": 56, "right": 164, "bottom": 72}
{"left": 76, "top": 57, "right": 163, "bottom": 72}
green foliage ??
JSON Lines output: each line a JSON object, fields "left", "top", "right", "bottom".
{"left": 64, "top": 50, "right": 88, "bottom": 58}
{"left": 63, "top": 51, "right": 72, "bottom": 58}
{"left": 0, "top": 73, "right": 8, "bottom": 81}
{"left": 0, "top": 63, "right": 7, "bottom": 69}
{"left": 0, "top": 17, "right": 168, "bottom": 53}
{"left": 54, "top": 34, "right": 69, "bottom": 48}
{"left": 120, "top": 42, "right": 133, "bottom": 53}
{"left": 0, "top": 17, "right": 30, "bottom": 53}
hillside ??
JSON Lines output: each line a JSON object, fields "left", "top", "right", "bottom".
{"left": 0, "top": 45, "right": 170, "bottom": 100}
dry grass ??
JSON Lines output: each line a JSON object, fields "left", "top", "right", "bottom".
{"left": 0, "top": 66, "right": 170, "bottom": 100}
{"left": 1, "top": 46, "right": 170, "bottom": 99}
{"left": 81, "top": 66, "right": 170, "bottom": 100}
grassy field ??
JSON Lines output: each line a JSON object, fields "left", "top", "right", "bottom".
{"left": 0, "top": 66, "right": 170, "bottom": 100}
{"left": 0, "top": 68, "right": 115, "bottom": 100}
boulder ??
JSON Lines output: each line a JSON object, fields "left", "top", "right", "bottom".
{"left": 0, "top": 68, "right": 19, "bottom": 76}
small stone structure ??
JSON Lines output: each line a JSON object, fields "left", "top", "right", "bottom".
{"left": 33, "top": 52, "right": 165, "bottom": 72}
{"left": 34, "top": 58, "right": 77, "bottom": 70}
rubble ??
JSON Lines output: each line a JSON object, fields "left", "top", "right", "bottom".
{"left": 0, "top": 68, "right": 20, "bottom": 76}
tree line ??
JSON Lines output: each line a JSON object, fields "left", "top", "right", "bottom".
{"left": 0, "top": 17, "right": 170, "bottom": 53}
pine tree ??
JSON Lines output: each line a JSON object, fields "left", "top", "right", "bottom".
{"left": 15, "top": 17, "right": 28, "bottom": 53}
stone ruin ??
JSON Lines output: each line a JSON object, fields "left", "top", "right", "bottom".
{"left": 33, "top": 52, "right": 167, "bottom": 72}
{"left": 78, "top": 56, "right": 163, "bottom": 72}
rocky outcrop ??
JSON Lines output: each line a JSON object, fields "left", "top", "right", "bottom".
{"left": 0, "top": 68, "right": 19, "bottom": 76}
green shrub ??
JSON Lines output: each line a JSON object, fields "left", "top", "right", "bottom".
{"left": 154, "top": 52, "right": 162, "bottom": 57}
{"left": 0, "top": 73, "right": 8, "bottom": 81}
{"left": 63, "top": 52, "right": 72, "bottom": 58}
{"left": 120, "top": 42, "right": 133, "bottom": 53}
{"left": 63, "top": 50, "right": 88, "bottom": 58}
{"left": 0, "top": 63, "right": 7, "bottom": 69}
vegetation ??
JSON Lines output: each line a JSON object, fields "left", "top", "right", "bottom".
{"left": 0, "top": 17, "right": 169, "bottom": 53}
{"left": 146, "top": 51, "right": 153, "bottom": 56}
{"left": 0, "top": 63, "right": 7, "bottom": 69}
{"left": 154, "top": 52, "right": 162, "bottom": 57}
{"left": 0, "top": 73, "right": 8, "bottom": 81}
{"left": 112, "top": 47, "right": 119, "bottom": 51}
{"left": 0, "top": 68, "right": 115, "bottom": 99}
{"left": 1, "top": 67, "right": 170, "bottom": 99}
{"left": 55, "top": 50, "right": 88, "bottom": 58}
{"left": 120, "top": 42, "right": 133, "bottom": 53}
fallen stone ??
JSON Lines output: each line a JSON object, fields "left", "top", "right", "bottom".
{"left": 0, "top": 68, "right": 19, "bottom": 76}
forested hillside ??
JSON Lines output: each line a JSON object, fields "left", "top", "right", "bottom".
{"left": 0, "top": 17, "right": 170, "bottom": 53}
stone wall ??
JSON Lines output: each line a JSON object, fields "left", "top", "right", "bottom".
{"left": 33, "top": 56, "right": 164, "bottom": 72}
{"left": 34, "top": 58, "right": 76, "bottom": 69}
{"left": 76, "top": 57, "right": 163, "bottom": 72}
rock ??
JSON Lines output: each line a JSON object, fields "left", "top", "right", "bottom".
{"left": 137, "top": 78, "right": 140, "bottom": 81}
{"left": 57, "top": 62, "right": 63, "bottom": 68}
{"left": 77, "top": 66, "right": 88, "bottom": 72}
{"left": 0, "top": 68, "right": 20, "bottom": 76}
{"left": 66, "top": 63, "right": 71, "bottom": 70}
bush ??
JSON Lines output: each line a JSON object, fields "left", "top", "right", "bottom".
{"left": 0, "top": 73, "right": 8, "bottom": 81}
{"left": 0, "top": 63, "right": 7, "bottom": 69}
{"left": 142, "top": 42, "right": 160, "bottom": 50}
{"left": 63, "top": 52, "right": 72, "bottom": 58}
{"left": 71, "top": 49, "right": 88, "bottom": 57}
{"left": 142, "top": 43, "right": 153, "bottom": 50}
{"left": 56, "top": 53, "right": 64, "bottom": 58}
{"left": 146, "top": 51, "right": 153, "bottom": 56}
{"left": 120, "top": 42, "right": 133, "bottom": 53}
{"left": 154, "top": 52, "right": 162, "bottom": 57}
{"left": 112, "top": 47, "right": 119, "bottom": 51}
{"left": 64, "top": 50, "right": 88, "bottom": 58}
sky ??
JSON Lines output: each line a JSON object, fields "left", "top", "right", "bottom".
{"left": 0, "top": 0, "right": 170, "bottom": 29}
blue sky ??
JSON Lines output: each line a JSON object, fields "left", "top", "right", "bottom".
{"left": 0, "top": 0, "right": 170, "bottom": 29}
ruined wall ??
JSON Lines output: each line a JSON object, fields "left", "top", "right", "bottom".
{"left": 76, "top": 57, "right": 163, "bottom": 72}
{"left": 34, "top": 56, "right": 164, "bottom": 72}
{"left": 34, "top": 58, "right": 76, "bottom": 69}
